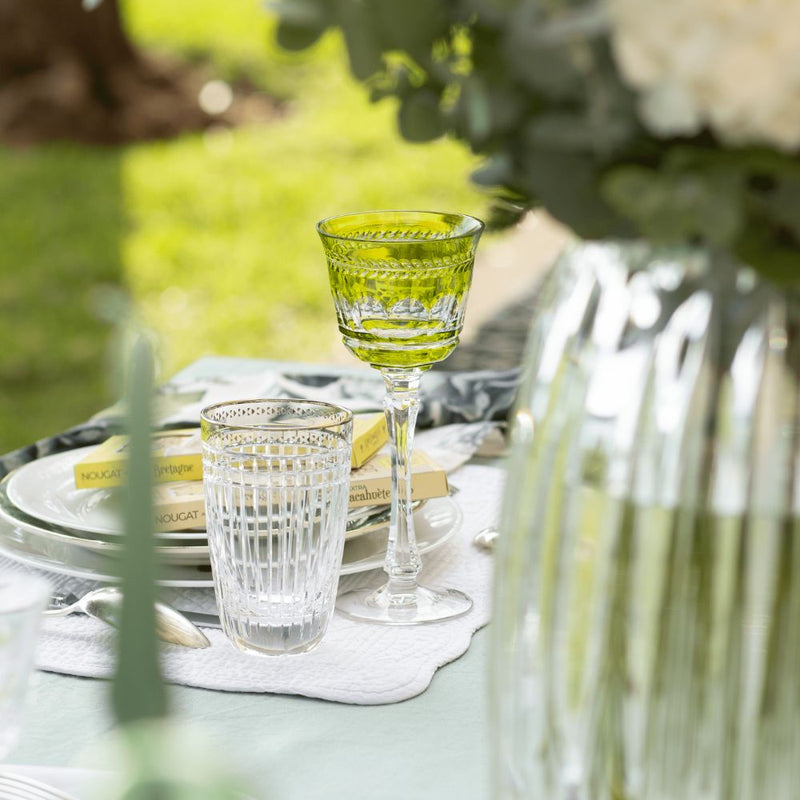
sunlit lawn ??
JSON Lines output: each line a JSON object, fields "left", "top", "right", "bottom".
{"left": 0, "top": 0, "right": 488, "bottom": 454}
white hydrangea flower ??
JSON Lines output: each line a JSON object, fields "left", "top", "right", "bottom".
{"left": 606, "top": 0, "right": 800, "bottom": 150}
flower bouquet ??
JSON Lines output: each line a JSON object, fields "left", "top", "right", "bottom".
{"left": 274, "top": 0, "right": 800, "bottom": 283}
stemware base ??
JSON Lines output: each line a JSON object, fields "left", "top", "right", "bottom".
{"left": 336, "top": 583, "right": 473, "bottom": 625}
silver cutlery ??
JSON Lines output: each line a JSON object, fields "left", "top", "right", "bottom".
{"left": 43, "top": 586, "right": 211, "bottom": 649}
{"left": 0, "top": 770, "right": 80, "bottom": 800}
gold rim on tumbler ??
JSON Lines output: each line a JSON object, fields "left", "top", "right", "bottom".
{"left": 201, "top": 399, "right": 354, "bottom": 654}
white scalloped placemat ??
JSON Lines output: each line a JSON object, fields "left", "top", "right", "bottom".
{"left": 0, "top": 464, "right": 502, "bottom": 705}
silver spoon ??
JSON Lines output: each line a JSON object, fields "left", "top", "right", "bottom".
{"left": 43, "top": 586, "right": 211, "bottom": 649}
{"left": 473, "top": 526, "right": 499, "bottom": 552}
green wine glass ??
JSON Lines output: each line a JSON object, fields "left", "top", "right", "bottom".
{"left": 318, "top": 210, "right": 484, "bottom": 624}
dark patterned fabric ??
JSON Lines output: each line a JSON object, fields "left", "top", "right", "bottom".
{"left": 417, "top": 368, "right": 520, "bottom": 428}
{"left": 0, "top": 367, "right": 521, "bottom": 479}
{"left": 0, "top": 420, "right": 120, "bottom": 481}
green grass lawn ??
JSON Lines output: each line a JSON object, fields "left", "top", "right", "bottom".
{"left": 0, "top": 0, "right": 488, "bottom": 454}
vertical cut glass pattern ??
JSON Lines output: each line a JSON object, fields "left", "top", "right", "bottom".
{"left": 492, "top": 243, "right": 800, "bottom": 799}
{"left": 202, "top": 400, "right": 352, "bottom": 655}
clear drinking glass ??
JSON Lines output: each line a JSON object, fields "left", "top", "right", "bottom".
{"left": 201, "top": 399, "right": 353, "bottom": 655}
{"left": 318, "top": 210, "right": 484, "bottom": 625}
{"left": 0, "top": 572, "right": 50, "bottom": 758}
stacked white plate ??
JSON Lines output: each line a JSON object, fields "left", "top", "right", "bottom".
{"left": 0, "top": 447, "right": 460, "bottom": 587}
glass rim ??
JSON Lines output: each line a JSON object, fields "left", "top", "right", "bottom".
{"left": 316, "top": 209, "right": 485, "bottom": 243}
{"left": 200, "top": 398, "right": 354, "bottom": 433}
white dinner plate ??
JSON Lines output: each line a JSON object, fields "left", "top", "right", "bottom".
{"left": 0, "top": 496, "right": 461, "bottom": 583}
{"left": 5, "top": 447, "right": 404, "bottom": 542}
{"left": 0, "top": 504, "right": 210, "bottom": 566}
{"left": 6, "top": 448, "right": 203, "bottom": 538}
{"left": 0, "top": 766, "right": 114, "bottom": 800}
{"left": 341, "top": 496, "right": 460, "bottom": 574}
{"left": 0, "top": 765, "right": 254, "bottom": 800}
{"left": 0, "top": 476, "right": 207, "bottom": 553}
{"left": 0, "top": 521, "right": 216, "bottom": 586}
{"left": 344, "top": 499, "right": 424, "bottom": 540}
{"left": 0, "top": 471, "right": 398, "bottom": 564}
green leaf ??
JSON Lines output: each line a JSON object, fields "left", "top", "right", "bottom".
{"left": 373, "top": 0, "right": 449, "bottom": 61}
{"left": 526, "top": 113, "right": 597, "bottom": 152}
{"left": 521, "top": 150, "right": 631, "bottom": 238}
{"left": 333, "top": 0, "right": 385, "bottom": 80}
{"left": 505, "top": 31, "right": 585, "bottom": 101}
{"left": 486, "top": 195, "right": 529, "bottom": 229}
{"left": 736, "top": 227, "right": 800, "bottom": 289}
{"left": 471, "top": 153, "right": 515, "bottom": 187}
{"left": 602, "top": 165, "right": 743, "bottom": 247}
{"left": 269, "top": 0, "right": 327, "bottom": 24}
{"left": 461, "top": 0, "right": 519, "bottom": 28}
{"left": 751, "top": 178, "right": 800, "bottom": 241}
{"left": 112, "top": 334, "right": 166, "bottom": 726}
{"left": 271, "top": 0, "right": 330, "bottom": 50}
{"left": 93, "top": 720, "right": 251, "bottom": 800}
{"left": 398, "top": 89, "right": 445, "bottom": 141}
{"left": 525, "top": 107, "right": 636, "bottom": 156}
{"left": 275, "top": 21, "right": 328, "bottom": 50}
{"left": 461, "top": 76, "right": 493, "bottom": 144}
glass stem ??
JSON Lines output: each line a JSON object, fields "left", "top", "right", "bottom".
{"left": 381, "top": 367, "right": 423, "bottom": 597}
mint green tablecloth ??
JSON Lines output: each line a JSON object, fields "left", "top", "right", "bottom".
{"left": 13, "top": 628, "right": 490, "bottom": 799}
{"left": 7, "top": 357, "right": 497, "bottom": 800}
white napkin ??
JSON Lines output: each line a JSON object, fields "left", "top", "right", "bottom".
{"left": 5, "top": 465, "right": 502, "bottom": 705}
{"left": 155, "top": 369, "right": 384, "bottom": 426}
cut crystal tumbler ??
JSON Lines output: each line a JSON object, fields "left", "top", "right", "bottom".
{"left": 201, "top": 399, "right": 353, "bottom": 655}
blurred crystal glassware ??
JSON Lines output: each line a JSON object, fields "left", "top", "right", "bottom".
{"left": 0, "top": 572, "right": 49, "bottom": 758}
{"left": 318, "top": 210, "right": 483, "bottom": 624}
{"left": 492, "top": 242, "right": 800, "bottom": 799}
{"left": 201, "top": 399, "right": 353, "bottom": 655}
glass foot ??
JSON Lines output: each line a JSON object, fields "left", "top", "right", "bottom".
{"left": 336, "top": 582, "right": 473, "bottom": 625}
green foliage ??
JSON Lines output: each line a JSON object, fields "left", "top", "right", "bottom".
{"left": 0, "top": 1, "right": 487, "bottom": 454}
{"left": 272, "top": 0, "right": 800, "bottom": 284}
{"left": 122, "top": 108, "right": 486, "bottom": 379}
{"left": 0, "top": 146, "right": 124, "bottom": 451}
{"left": 92, "top": 720, "right": 250, "bottom": 799}
{"left": 122, "top": 0, "right": 335, "bottom": 98}
{"left": 602, "top": 162, "right": 744, "bottom": 247}
{"left": 113, "top": 335, "right": 166, "bottom": 726}
{"left": 398, "top": 88, "right": 445, "bottom": 141}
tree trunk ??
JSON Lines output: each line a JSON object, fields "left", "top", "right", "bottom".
{"left": 0, "top": 0, "right": 214, "bottom": 145}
